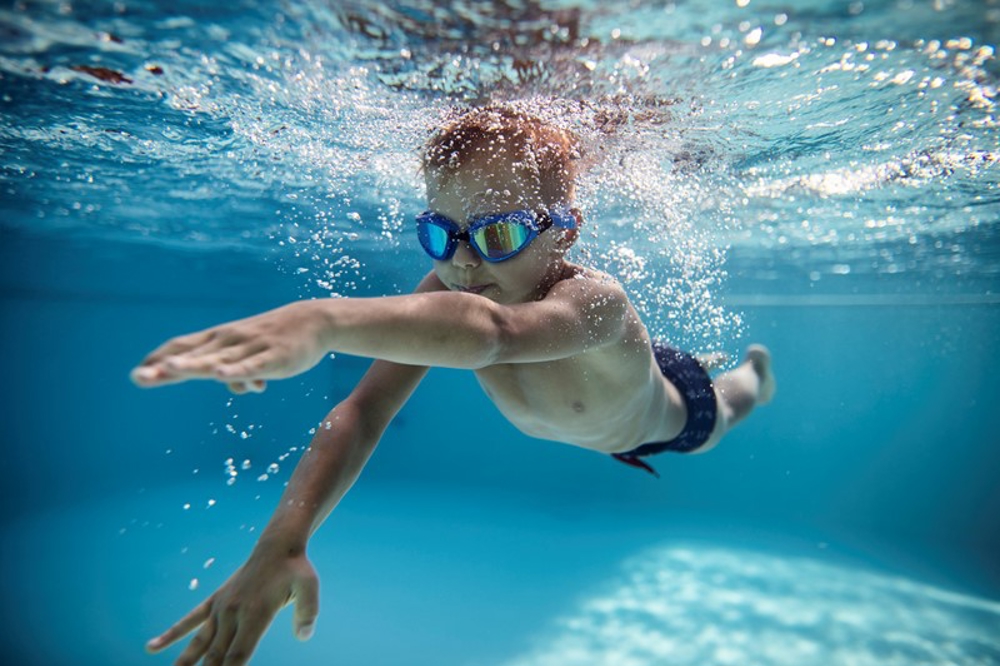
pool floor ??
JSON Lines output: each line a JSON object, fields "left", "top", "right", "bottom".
{"left": 2, "top": 479, "right": 998, "bottom": 666}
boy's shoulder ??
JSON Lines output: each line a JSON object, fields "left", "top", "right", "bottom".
{"left": 551, "top": 262, "right": 627, "bottom": 299}
{"left": 543, "top": 262, "right": 633, "bottom": 321}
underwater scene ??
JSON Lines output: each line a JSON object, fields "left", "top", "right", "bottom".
{"left": 1, "top": 0, "right": 998, "bottom": 664}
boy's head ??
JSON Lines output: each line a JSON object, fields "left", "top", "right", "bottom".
{"left": 419, "top": 105, "right": 583, "bottom": 304}
{"left": 422, "top": 105, "right": 581, "bottom": 209}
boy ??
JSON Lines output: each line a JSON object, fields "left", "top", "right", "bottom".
{"left": 134, "top": 106, "right": 774, "bottom": 666}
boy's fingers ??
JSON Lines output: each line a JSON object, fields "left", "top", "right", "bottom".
{"left": 292, "top": 574, "right": 320, "bottom": 641}
{"left": 132, "top": 336, "right": 222, "bottom": 387}
{"left": 215, "top": 351, "right": 282, "bottom": 381}
{"left": 164, "top": 354, "right": 222, "bottom": 376}
{"left": 132, "top": 367, "right": 212, "bottom": 389}
{"left": 134, "top": 367, "right": 270, "bottom": 392}
{"left": 164, "top": 340, "right": 269, "bottom": 376}
{"left": 225, "top": 380, "right": 266, "bottom": 394}
{"left": 131, "top": 365, "right": 175, "bottom": 387}
{"left": 196, "top": 341, "right": 266, "bottom": 366}
{"left": 222, "top": 616, "right": 271, "bottom": 666}
{"left": 202, "top": 610, "right": 238, "bottom": 666}
{"left": 146, "top": 598, "right": 212, "bottom": 653}
{"left": 133, "top": 342, "right": 267, "bottom": 387}
{"left": 140, "top": 329, "right": 217, "bottom": 367}
{"left": 174, "top": 619, "right": 216, "bottom": 666}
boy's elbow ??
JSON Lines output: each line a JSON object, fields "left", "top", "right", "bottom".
{"left": 475, "top": 302, "right": 514, "bottom": 368}
{"left": 335, "top": 396, "right": 391, "bottom": 444}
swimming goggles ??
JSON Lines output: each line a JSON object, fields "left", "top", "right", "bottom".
{"left": 415, "top": 207, "right": 576, "bottom": 263}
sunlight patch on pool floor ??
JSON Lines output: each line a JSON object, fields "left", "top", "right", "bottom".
{"left": 503, "top": 545, "right": 1000, "bottom": 666}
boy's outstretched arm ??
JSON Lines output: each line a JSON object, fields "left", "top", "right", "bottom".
{"left": 144, "top": 274, "right": 444, "bottom": 665}
{"left": 146, "top": 358, "right": 428, "bottom": 665}
{"left": 131, "top": 270, "right": 628, "bottom": 388}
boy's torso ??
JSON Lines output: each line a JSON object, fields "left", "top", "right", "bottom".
{"left": 473, "top": 299, "right": 676, "bottom": 453}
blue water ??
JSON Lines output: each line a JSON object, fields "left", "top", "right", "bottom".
{"left": 2, "top": 1, "right": 999, "bottom": 665}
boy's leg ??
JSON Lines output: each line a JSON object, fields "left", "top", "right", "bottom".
{"left": 715, "top": 344, "right": 775, "bottom": 428}
{"left": 694, "top": 345, "right": 774, "bottom": 454}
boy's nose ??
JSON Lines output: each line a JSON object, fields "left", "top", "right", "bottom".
{"left": 451, "top": 241, "right": 481, "bottom": 269}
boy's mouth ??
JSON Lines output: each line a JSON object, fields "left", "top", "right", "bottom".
{"left": 453, "top": 283, "right": 491, "bottom": 295}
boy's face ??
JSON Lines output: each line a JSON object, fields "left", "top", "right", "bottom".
{"left": 424, "top": 150, "right": 574, "bottom": 305}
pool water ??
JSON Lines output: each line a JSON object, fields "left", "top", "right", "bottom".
{"left": 2, "top": 1, "right": 999, "bottom": 665}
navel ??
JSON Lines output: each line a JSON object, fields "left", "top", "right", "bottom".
{"left": 572, "top": 400, "right": 586, "bottom": 413}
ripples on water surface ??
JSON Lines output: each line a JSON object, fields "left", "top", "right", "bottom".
{"left": 1, "top": 0, "right": 998, "bottom": 342}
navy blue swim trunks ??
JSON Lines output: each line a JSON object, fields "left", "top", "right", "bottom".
{"left": 612, "top": 341, "right": 718, "bottom": 478}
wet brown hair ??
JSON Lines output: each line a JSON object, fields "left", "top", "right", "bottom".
{"left": 422, "top": 105, "right": 581, "bottom": 204}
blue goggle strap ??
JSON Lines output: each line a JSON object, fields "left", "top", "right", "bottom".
{"left": 544, "top": 205, "right": 578, "bottom": 230}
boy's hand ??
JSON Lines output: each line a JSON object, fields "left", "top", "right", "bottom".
{"left": 146, "top": 543, "right": 319, "bottom": 666}
{"left": 131, "top": 301, "right": 330, "bottom": 389}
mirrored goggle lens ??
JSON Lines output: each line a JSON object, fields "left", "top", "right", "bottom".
{"left": 472, "top": 221, "right": 531, "bottom": 260}
{"left": 419, "top": 220, "right": 452, "bottom": 258}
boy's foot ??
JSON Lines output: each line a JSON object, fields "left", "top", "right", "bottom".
{"left": 696, "top": 351, "right": 730, "bottom": 372}
{"left": 745, "top": 344, "right": 776, "bottom": 404}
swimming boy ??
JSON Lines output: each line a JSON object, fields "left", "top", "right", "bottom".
{"left": 134, "top": 106, "right": 774, "bottom": 666}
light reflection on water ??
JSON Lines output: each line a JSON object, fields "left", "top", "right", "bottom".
{"left": 503, "top": 544, "right": 1000, "bottom": 666}
{"left": 1, "top": 0, "right": 998, "bottom": 344}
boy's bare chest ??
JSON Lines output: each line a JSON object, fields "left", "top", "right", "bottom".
{"left": 473, "top": 349, "right": 653, "bottom": 449}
